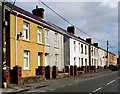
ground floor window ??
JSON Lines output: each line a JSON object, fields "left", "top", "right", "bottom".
{"left": 55, "top": 54, "right": 58, "bottom": 66}
{"left": 24, "top": 50, "right": 30, "bottom": 69}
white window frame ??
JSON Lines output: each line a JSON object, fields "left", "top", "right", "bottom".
{"left": 38, "top": 27, "right": 42, "bottom": 44}
{"left": 45, "top": 29, "right": 49, "bottom": 45}
{"left": 24, "top": 51, "right": 30, "bottom": 69}
{"left": 79, "top": 58, "right": 80, "bottom": 66}
{"left": 23, "top": 21, "right": 29, "bottom": 41}
{"left": 55, "top": 54, "right": 58, "bottom": 66}
{"left": 78, "top": 43, "right": 80, "bottom": 52}
{"left": 74, "top": 41, "right": 76, "bottom": 51}
{"left": 85, "top": 59, "right": 87, "bottom": 66}
{"left": 74, "top": 57, "right": 76, "bottom": 65}
{"left": 85, "top": 45, "right": 87, "bottom": 54}
{"left": 81, "top": 44, "right": 83, "bottom": 54}
{"left": 54, "top": 33, "right": 58, "bottom": 47}
{"left": 81, "top": 58, "right": 83, "bottom": 66}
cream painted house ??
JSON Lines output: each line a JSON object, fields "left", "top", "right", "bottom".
{"left": 44, "top": 27, "right": 64, "bottom": 72}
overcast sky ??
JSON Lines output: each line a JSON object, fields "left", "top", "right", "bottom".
{"left": 7, "top": 0, "right": 119, "bottom": 56}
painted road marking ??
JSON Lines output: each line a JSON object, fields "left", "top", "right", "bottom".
{"left": 107, "top": 80, "right": 115, "bottom": 85}
{"left": 68, "top": 83, "right": 72, "bottom": 85}
{"left": 93, "top": 87, "right": 102, "bottom": 92}
{"left": 49, "top": 88, "right": 55, "bottom": 90}
{"left": 27, "top": 90, "right": 47, "bottom": 92}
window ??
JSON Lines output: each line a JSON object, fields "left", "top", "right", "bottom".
{"left": 94, "top": 48, "right": 96, "bottom": 56}
{"left": 78, "top": 43, "right": 80, "bottom": 52}
{"left": 81, "top": 58, "right": 83, "bottom": 66}
{"left": 24, "top": 51, "right": 29, "bottom": 69}
{"left": 92, "top": 58, "right": 93, "bottom": 66}
{"left": 79, "top": 58, "right": 80, "bottom": 66}
{"left": 85, "top": 45, "right": 87, "bottom": 54}
{"left": 55, "top": 54, "right": 58, "bottom": 66}
{"left": 81, "top": 44, "right": 83, "bottom": 54}
{"left": 38, "top": 27, "right": 42, "bottom": 43}
{"left": 94, "top": 59, "right": 96, "bottom": 66}
{"left": 55, "top": 33, "right": 58, "bottom": 47}
{"left": 45, "top": 29, "right": 49, "bottom": 45}
{"left": 74, "top": 41, "right": 76, "bottom": 51}
{"left": 45, "top": 53, "right": 49, "bottom": 66}
{"left": 23, "top": 21, "right": 29, "bottom": 40}
{"left": 85, "top": 59, "right": 87, "bottom": 66}
{"left": 74, "top": 57, "right": 76, "bottom": 65}
{"left": 92, "top": 47, "right": 93, "bottom": 56}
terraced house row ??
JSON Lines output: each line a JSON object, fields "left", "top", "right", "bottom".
{"left": 1, "top": 2, "right": 117, "bottom": 78}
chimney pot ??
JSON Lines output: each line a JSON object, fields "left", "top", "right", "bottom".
{"left": 36, "top": 5, "right": 38, "bottom": 9}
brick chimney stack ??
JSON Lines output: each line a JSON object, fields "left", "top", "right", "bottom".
{"left": 86, "top": 38, "right": 92, "bottom": 44}
{"left": 67, "top": 26, "right": 75, "bottom": 34}
{"left": 32, "top": 5, "right": 44, "bottom": 19}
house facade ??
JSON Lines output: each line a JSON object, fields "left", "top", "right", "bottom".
{"left": 6, "top": 4, "right": 45, "bottom": 77}
{"left": 64, "top": 26, "right": 89, "bottom": 67}
{"left": 44, "top": 27, "right": 64, "bottom": 72}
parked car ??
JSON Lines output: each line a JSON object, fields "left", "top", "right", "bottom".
{"left": 112, "top": 65, "right": 120, "bottom": 71}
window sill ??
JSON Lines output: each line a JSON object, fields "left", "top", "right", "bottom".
{"left": 45, "top": 44, "right": 51, "bottom": 47}
{"left": 22, "top": 39, "right": 30, "bottom": 43}
{"left": 37, "top": 43, "right": 43, "bottom": 45}
{"left": 54, "top": 46, "right": 59, "bottom": 49}
{"left": 23, "top": 69, "right": 31, "bottom": 71}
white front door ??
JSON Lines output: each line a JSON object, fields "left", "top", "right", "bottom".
{"left": 38, "top": 55, "right": 40, "bottom": 66}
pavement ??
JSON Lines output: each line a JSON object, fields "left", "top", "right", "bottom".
{"left": 1, "top": 69, "right": 115, "bottom": 93}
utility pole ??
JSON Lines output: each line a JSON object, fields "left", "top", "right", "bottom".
{"left": 2, "top": 1, "right": 7, "bottom": 88}
{"left": 107, "top": 41, "right": 109, "bottom": 67}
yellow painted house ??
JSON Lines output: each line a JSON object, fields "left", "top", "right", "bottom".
{"left": 6, "top": 3, "right": 46, "bottom": 77}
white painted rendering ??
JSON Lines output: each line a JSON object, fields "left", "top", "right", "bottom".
{"left": 98, "top": 48, "right": 106, "bottom": 67}
{"left": 70, "top": 38, "right": 89, "bottom": 67}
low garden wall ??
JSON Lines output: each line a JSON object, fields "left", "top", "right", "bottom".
{"left": 20, "top": 75, "right": 45, "bottom": 85}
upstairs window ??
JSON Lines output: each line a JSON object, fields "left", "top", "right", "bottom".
{"left": 55, "top": 33, "right": 58, "bottom": 47}
{"left": 85, "top": 45, "right": 87, "bottom": 54}
{"left": 78, "top": 43, "right": 80, "bottom": 52}
{"left": 45, "top": 29, "right": 49, "bottom": 45}
{"left": 38, "top": 27, "right": 42, "bottom": 43}
{"left": 74, "top": 41, "right": 76, "bottom": 51}
{"left": 81, "top": 44, "right": 83, "bottom": 54}
{"left": 23, "top": 21, "right": 29, "bottom": 41}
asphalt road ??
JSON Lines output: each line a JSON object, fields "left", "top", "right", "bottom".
{"left": 20, "top": 71, "right": 120, "bottom": 94}
{"left": 49, "top": 71, "right": 120, "bottom": 93}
